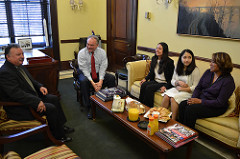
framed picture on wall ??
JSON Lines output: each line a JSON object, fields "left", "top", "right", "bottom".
{"left": 18, "top": 38, "right": 32, "bottom": 50}
{"left": 177, "top": 0, "right": 240, "bottom": 40}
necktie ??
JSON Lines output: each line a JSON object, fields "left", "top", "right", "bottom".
{"left": 91, "top": 52, "right": 97, "bottom": 81}
{"left": 17, "top": 67, "right": 37, "bottom": 93}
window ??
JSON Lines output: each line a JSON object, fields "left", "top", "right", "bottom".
{"left": 0, "top": 0, "right": 51, "bottom": 47}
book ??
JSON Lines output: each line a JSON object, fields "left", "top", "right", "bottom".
{"left": 155, "top": 123, "right": 198, "bottom": 148}
{"left": 111, "top": 99, "right": 125, "bottom": 112}
{"left": 96, "top": 87, "right": 126, "bottom": 101}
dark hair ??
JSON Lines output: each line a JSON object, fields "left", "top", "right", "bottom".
{"left": 176, "top": 49, "right": 196, "bottom": 76}
{"left": 156, "top": 42, "right": 169, "bottom": 74}
{"left": 87, "top": 35, "right": 99, "bottom": 44}
{"left": 4, "top": 44, "right": 21, "bottom": 59}
{"left": 212, "top": 52, "right": 233, "bottom": 76}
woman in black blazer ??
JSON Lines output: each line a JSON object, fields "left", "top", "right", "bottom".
{"left": 139, "top": 42, "right": 174, "bottom": 107}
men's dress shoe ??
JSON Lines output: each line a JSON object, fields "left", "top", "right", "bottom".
{"left": 63, "top": 125, "right": 75, "bottom": 134}
{"left": 87, "top": 107, "right": 93, "bottom": 120}
{"left": 87, "top": 113, "right": 93, "bottom": 120}
{"left": 60, "top": 136, "right": 72, "bottom": 143}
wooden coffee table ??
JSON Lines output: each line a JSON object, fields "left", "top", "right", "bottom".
{"left": 90, "top": 95, "right": 198, "bottom": 159}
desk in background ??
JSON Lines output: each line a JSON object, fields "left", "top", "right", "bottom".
{"left": 0, "top": 49, "right": 60, "bottom": 96}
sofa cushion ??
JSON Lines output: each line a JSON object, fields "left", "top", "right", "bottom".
{"left": 2, "top": 151, "right": 21, "bottom": 159}
{"left": 0, "top": 120, "right": 42, "bottom": 133}
{"left": 196, "top": 117, "right": 239, "bottom": 147}
{"left": 24, "top": 144, "right": 80, "bottom": 159}
{"left": 0, "top": 105, "right": 8, "bottom": 124}
{"left": 219, "top": 92, "right": 236, "bottom": 117}
{"left": 145, "top": 60, "right": 151, "bottom": 76}
{"left": 233, "top": 86, "right": 240, "bottom": 117}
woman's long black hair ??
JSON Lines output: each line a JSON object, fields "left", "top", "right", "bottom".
{"left": 176, "top": 49, "right": 196, "bottom": 76}
{"left": 157, "top": 42, "right": 169, "bottom": 74}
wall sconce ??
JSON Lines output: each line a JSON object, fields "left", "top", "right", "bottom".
{"left": 156, "top": 0, "right": 173, "bottom": 4}
{"left": 70, "top": 0, "right": 83, "bottom": 10}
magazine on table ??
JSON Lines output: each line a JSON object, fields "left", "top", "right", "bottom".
{"left": 155, "top": 123, "right": 198, "bottom": 148}
{"left": 96, "top": 87, "right": 126, "bottom": 102}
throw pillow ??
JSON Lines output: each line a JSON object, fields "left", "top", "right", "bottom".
{"left": 229, "top": 86, "right": 240, "bottom": 117}
{"left": 0, "top": 106, "right": 8, "bottom": 124}
{"left": 219, "top": 92, "right": 236, "bottom": 117}
{"left": 145, "top": 60, "right": 151, "bottom": 77}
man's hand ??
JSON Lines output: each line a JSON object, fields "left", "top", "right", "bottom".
{"left": 37, "top": 101, "right": 46, "bottom": 113}
{"left": 40, "top": 87, "right": 48, "bottom": 95}
{"left": 95, "top": 79, "right": 103, "bottom": 92}
{"left": 91, "top": 80, "right": 103, "bottom": 92}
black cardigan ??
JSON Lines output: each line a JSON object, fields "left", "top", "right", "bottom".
{"left": 145, "top": 55, "right": 174, "bottom": 89}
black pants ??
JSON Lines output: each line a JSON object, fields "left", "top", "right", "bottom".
{"left": 40, "top": 94, "right": 67, "bottom": 139}
{"left": 139, "top": 80, "right": 166, "bottom": 108}
{"left": 179, "top": 100, "right": 227, "bottom": 129}
{"left": 78, "top": 70, "right": 116, "bottom": 109}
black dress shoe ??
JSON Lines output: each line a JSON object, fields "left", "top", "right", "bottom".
{"left": 60, "top": 136, "right": 72, "bottom": 143}
{"left": 87, "top": 113, "right": 93, "bottom": 120}
{"left": 63, "top": 125, "right": 75, "bottom": 134}
{"left": 87, "top": 107, "right": 93, "bottom": 120}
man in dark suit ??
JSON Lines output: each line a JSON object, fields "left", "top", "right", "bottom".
{"left": 0, "top": 44, "right": 73, "bottom": 142}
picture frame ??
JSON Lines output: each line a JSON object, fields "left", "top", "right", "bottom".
{"left": 18, "top": 38, "right": 32, "bottom": 49}
{"left": 177, "top": 0, "right": 240, "bottom": 40}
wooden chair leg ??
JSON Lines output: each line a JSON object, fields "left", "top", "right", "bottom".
{"left": 0, "top": 144, "right": 4, "bottom": 155}
{"left": 43, "top": 126, "right": 63, "bottom": 146}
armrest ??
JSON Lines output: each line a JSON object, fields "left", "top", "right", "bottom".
{"left": 0, "top": 124, "right": 63, "bottom": 146}
{"left": 1, "top": 101, "right": 46, "bottom": 124}
{"left": 126, "top": 60, "right": 147, "bottom": 92}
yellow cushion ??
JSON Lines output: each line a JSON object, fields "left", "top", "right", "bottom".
{"left": 2, "top": 151, "right": 21, "bottom": 159}
{"left": 219, "top": 92, "right": 236, "bottom": 117}
{"left": 0, "top": 106, "right": 8, "bottom": 124}
{"left": 0, "top": 120, "right": 42, "bottom": 132}
{"left": 24, "top": 144, "right": 80, "bottom": 159}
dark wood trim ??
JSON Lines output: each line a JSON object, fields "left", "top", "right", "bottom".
{"left": 137, "top": 46, "right": 240, "bottom": 69}
{"left": 50, "top": 0, "right": 60, "bottom": 61}
{"left": 60, "top": 39, "right": 107, "bottom": 44}
{"left": 60, "top": 61, "right": 72, "bottom": 70}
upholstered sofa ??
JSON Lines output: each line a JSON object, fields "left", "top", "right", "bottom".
{"left": 126, "top": 54, "right": 240, "bottom": 153}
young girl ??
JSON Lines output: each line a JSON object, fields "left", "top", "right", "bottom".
{"left": 139, "top": 42, "right": 174, "bottom": 108}
{"left": 161, "top": 49, "right": 200, "bottom": 120}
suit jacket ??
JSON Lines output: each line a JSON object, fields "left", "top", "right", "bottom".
{"left": 0, "top": 60, "right": 43, "bottom": 120}
{"left": 145, "top": 55, "right": 174, "bottom": 89}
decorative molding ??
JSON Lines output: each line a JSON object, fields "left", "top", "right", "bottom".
{"left": 60, "top": 39, "right": 107, "bottom": 44}
{"left": 137, "top": 46, "right": 240, "bottom": 69}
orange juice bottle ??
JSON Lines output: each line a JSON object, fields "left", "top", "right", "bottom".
{"left": 147, "top": 116, "right": 155, "bottom": 135}
{"left": 153, "top": 114, "right": 159, "bottom": 133}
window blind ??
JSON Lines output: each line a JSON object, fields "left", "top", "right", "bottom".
{"left": 0, "top": 0, "right": 50, "bottom": 47}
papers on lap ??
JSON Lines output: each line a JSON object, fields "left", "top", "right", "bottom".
{"left": 155, "top": 123, "right": 198, "bottom": 148}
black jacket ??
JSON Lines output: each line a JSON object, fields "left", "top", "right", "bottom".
{"left": 145, "top": 55, "right": 174, "bottom": 89}
{"left": 0, "top": 60, "right": 43, "bottom": 120}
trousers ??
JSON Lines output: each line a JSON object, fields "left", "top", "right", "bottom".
{"left": 78, "top": 70, "right": 116, "bottom": 108}
{"left": 179, "top": 100, "right": 227, "bottom": 129}
{"left": 39, "top": 94, "right": 67, "bottom": 139}
{"left": 139, "top": 80, "right": 166, "bottom": 107}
